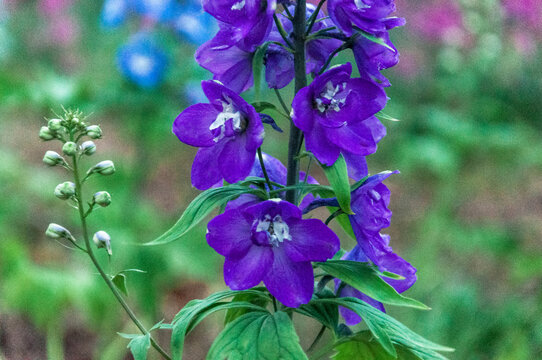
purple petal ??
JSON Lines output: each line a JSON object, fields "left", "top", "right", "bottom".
{"left": 219, "top": 136, "right": 258, "bottom": 184}
{"left": 342, "top": 151, "right": 368, "bottom": 180}
{"left": 339, "top": 285, "right": 385, "bottom": 325}
{"left": 191, "top": 146, "right": 224, "bottom": 190}
{"left": 284, "top": 219, "right": 340, "bottom": 262}
{"left": 263, "top": 248, "right": 314, "bottom": 307}
{"left": 206, "top": 209, "right": 252, "bottom": 257}
{"left": 172, "top": 103, "right": 219, "bottom": 147}
{"left": 224, "top": 245, "right": 273, "bottom": 290}
{"left": 304, "top": 122, "right": 341, "bottom": 166}
{"left": 291, "top": 86, "right": 315, "bottom": 132}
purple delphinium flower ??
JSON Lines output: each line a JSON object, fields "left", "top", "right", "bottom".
{"left": 328, "top": 0, "right": 405, "bottom": 36}
{"left": 337, "top": 241, "right": 417, "bottom": 325}
{"left": 265, "top": 4, "right": 341, "bottom": 89}
{"left": 172, "top": 80, "right": 264, "bottom": 190}
{"left": 352, "top": 31, "right": 399, "bottom": 87}
{"left": 207, "top": 199, "right": 340, "bottom": 307}
{"left": 195, "top": 28, "right": 254, "bottom": 93}
{"left": 202, "top": 0, "right": 276, "bottom": 48}
{"left": 226, "top": 152, "right": 319, "bottom": 210}
{"left": 291, "top": 63, "right": 387, "bottom": 180}
{"left": 117, "top": 33, "right": 168, "bottom": 88}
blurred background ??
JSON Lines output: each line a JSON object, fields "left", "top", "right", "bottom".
{"left": 0, "top": 0, "right": 541, "bottom": 359}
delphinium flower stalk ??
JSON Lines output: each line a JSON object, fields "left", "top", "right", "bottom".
{"left": 41, "top": 109, "right": 171, "bottom": 360}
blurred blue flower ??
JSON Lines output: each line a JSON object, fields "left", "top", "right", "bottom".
{"left": 171, "top": 6, "right": 217, "bottom": 45}
{"left": 182, "top": 80, "right": 207, "bottom": 104}
{"left": 134, "top": 0, "right": 175, "bottom": 22}
{"left": 100, "top": 0, "right": 131, "bottom": 28}
{"left": 117, "top": 34, "right": 168, "bottom": 88}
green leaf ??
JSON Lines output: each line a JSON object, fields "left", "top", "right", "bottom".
{"left": 252, "top": 101, "right": 278, "bottom": 113}
{"left": 207, "top": 311, "right": 308, "bottom": 360}
{"left": 321, "top": 154, "right": 354, "bottom": 214}
{"left": 143, "top": 185, "right": 268, "bottom": 246}
{"left": 327, "top": 206, "right": 355, "bottom": 238}
{"left": 127, "top": 333, "right": 151, "bottom": 360}
{"left": 316, "top": 260, "right": 430, "bottom": 310}
{"left": 252, "top": 43, "right": 271, "bottom": 101}
{"left": 224, "top": 292, "right": 270, "bottom": 325}
{"left": 312, "top": 297, "right": 454, "bottom": 359}
{"left": 170, "top": 289, "right": 270, "bottom": 360}
{"left": 295, "top": 287, "right": 339, "bottom": 333}
{"left": 377, "top": 111, "right": 400, "bottom": 122}
{"left": 111, "top": 273, "right": 128, "bottom": 296}
{"left": 332, "top": 331, "right": 422, "bottom": 360}
{"left": 355, "top": 29, "right": 396, "bottom": 52}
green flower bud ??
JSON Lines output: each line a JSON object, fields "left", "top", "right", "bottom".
{"left": 93, "top": 191, "right": 111, "bottom": 207}
{"left": 39, "top": 126, "right": 55, "bottom": 141}
{"left": 93, "top": 231, "right": 112, "bottom": 255}
{"left": 88, "top": 160, "right": 115, "bottom": 176}
{"left": 46, "top": 223, "right": 75, "bottom": 242}
{"left": 72, "top": 117, "right": 80, "bottom": 125}
{"left": 48, "top": 118, "right": 63, "bottom": 131}
{"left": 80, "top": 141, "right": 96, "bottom": 156}
{"left": 43, "top": 151, "right": 65, "bottom": 166}
{"left": 62, "top": 141, "right": 78, "bottom": 156}
{"left": 85, "top": 125, "right": 102, "bottom": 139}
{"left": 54, "top": 181, "right": 76, "bottom": 200}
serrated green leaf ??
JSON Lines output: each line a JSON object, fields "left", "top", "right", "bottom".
{"left": 252, "top": 101, "right": 278, "bottom": 113}
{"left": 332, "top": 331, "right": 422, "bottom": 360}
{"left": 143, "top": 185, "right": 268, "bottom": 246}
{"left": 127, "top": 333, "right": 151, "bottom": 360}
{"left": 321, "top": 154, "right": 354, "bottom": 214}
{"left": 111, "top": 273, "right": 128, "bottom": 296}
{"left": 224, "top": 292, "right": 270, "bottom": 325}
{"left": 170, "top": 289, "right": 270, "bottom": 360}
{"left": 312, "top": 297, "right": 453, "bottom": 360}
{"left": 207, "top": 311, "right": 308, "bottom": 360}
{"left": 316, "top": 260, "right": 430, "bottom": 310}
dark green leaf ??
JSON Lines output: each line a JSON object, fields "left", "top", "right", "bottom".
{"left": 224, "top": 292, "right": 270, "bottom": 325}
{"left": 207, "top": 311, "right": 308, "bottom": 360}
{"left": 321, "top": 154, "right": 354, "bottom": 214}
{"left": 144, "top": 185, "right": 268, "bottom": 246}
{"left": 252, "top": 101, "right": 278, "bottom": 113}
{"left": 312, "top": 297, "right": 453, "bottom": 359}
{"left": 295, "top": 287, "right": 339, "bottom": 333}
{"left": 127, "top": 333, "right": 151, "bottom": 360}
{"left": 316, "top": 260, "right": 430, "bottom": 310}
{"left": 111, "top": 273, "right": 128, "bottom": 296}
{"left": 332, "top": 331, "right": 422, "bottom": 360}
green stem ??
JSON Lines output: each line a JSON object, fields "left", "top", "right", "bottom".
{"left": 306, "top": 325, "right": 326, "bottom": 353}
{"left": 286, "top": 0, "right": 308, "bottom": 204}
{"left": 305, "top": 0, "right": 327, "bottom": 35}
{"left": 71, "top": 154, "right": 172, "bottom": 360}
{"left": 257, "top": 147, "right": 274, "bottom": 192}
{"left": 273, "top": 88, "right": 291, "bottom": 117}
{"left": 273, "top": 14, "right": 294, "bottom": 49}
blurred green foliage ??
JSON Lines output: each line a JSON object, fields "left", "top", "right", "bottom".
{"left": 1, "top": 0, "right": 541, "bottom": 359}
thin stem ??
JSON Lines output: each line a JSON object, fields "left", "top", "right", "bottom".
{"left": 273, "top": 14, "right": 294, "bottom": 49}
{"left": 305, "top": 0, "right": 327, "bottom": 35}
{"left": 257, "top": 147, "right": 274, "bottom": 192}
{"left": 307, "top": 325, "right": 326, "bottom": 353}
{"left": 325, "top": 209, "right": 343, "bottom": 225}
{"left": 283, "top": 4, "right": 293, "bottom": 19}
{"left": 71, "top": 154, "right": 171, "bottom": 360}
{"left": 273, "top": 88, "right": 291, "bottom": 117}
{"left": 318, "top": 42, "right": 351, "bottom": 75}
{"left": 286, "top": 0, "right": 307, "bottom": 204}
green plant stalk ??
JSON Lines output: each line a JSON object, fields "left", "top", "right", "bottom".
{"left": 71, "top": 152, "right": 172, "bottom": 360}
{"left": 286, "top": 0, "right": 308, "bottom": 204}
{"left": 258, "top": 147, "right": 274, "bottom": 192}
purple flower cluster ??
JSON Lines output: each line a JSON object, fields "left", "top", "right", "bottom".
{"left": 173, "top": 0, "right": 415, "bottom": 319}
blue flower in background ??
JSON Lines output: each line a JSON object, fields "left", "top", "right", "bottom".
{"left": 171, "top": 6, "right": 217, "bottom": 45}
{"left": 100, "top": 0, "right": 131, "bottom": 28}
{"left": 134, "top": 0, "right": 176, "bottom": 22}
{"left": 117, "top": 34, "right": 168, "bottom": 88}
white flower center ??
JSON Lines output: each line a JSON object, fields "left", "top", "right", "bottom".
{"left": 315, "top": 81, "right": 348, "bottom": 113}
{"left": 129, "top": 54, "right": 154, "bottom": 77}
{"left": 231, "top": 0, "right": 245, "bottom": 10}
{"left": 354, "top": 0, "right": 371, "bottom": 10}
{"left": 209, "top": 95, "right": 243, "bottom": 143}
{"left": 254, "top": 214, "right": 291, "bottom": 247}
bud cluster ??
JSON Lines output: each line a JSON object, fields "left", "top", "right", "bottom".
{"left": 41, "top": 108, "right": 115, "bottom": 256}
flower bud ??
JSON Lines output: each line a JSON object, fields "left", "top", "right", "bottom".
{"left": 39, "top": 126, "right": 55, "bottom": 141}
{"left": 80, "top": 141, "right": 96, "bottom": 156}
{"left": 93, "top": 191, "right": 111, "bottom": 207}
{"left": 88, "top": 160, "right": 115, "bottom": 176}
{"left": 93, "top": 230, "right": 112, "bottom": 255}
{"left": 85, "top": 125, "right": 102, "bottom": 139}
{"left": 46, "top": 223, "right": 75, "bottom": 242}
{"left": 54, "top": 181, "right": 76, "bottom": 200}
{"left": 72, "top": 117, "right": 80, "bottom": 125}
{"left": 48, "top": 118, "right": 63, "bottom": 131}
{"left": 62, "top": 141, "right": 78, "bottom": 156}
{"left": 43, "top": 151, "right": 65, "bottom": 166}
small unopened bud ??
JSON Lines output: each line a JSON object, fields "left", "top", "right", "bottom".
{"left": 62, "top": 142, "right": 78, "bottom": 156}
{"left": 39, "top": 126, "right": 55, "bottom": 141}
{"left": 46, "top": 223, "right": 76, "bottom": 242}
{"left": 72, "top": 117, "right": 80, "bottom": 125}
{"left": 80, "top": 141, "right": 96, "bottom": 156}
{"left": 93, "top": 191, "right": 111, "bottom": 207}
{"left": 48, "top": 118, "right": 63, "bottom": 131}
{"left": 93, "top": 231, "right": 112, "bottom": 255}
{"left": 85, "top": 125, "right": 102, "bottom": 139}
{"left": 88, "top": 160, "right": 115, "bottom": 176}
{"left": 54, "top": 181, "right": 76, "bottom": 200}
{"left": 43, "top": 151, "right": 65, "bottom": 166}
